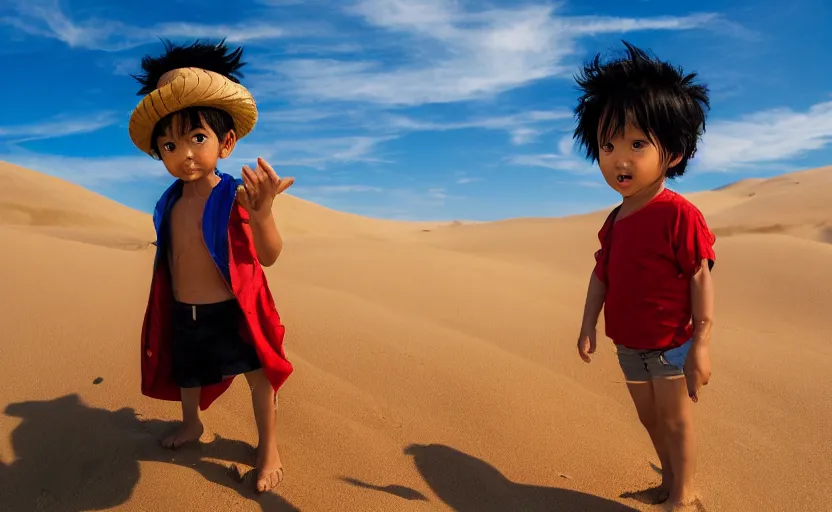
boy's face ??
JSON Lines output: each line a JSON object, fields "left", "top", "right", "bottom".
{"left": 155, "top": 114, "right": 235, "bottom": 182}
{"left": 596, "top": 122, "right": 679, "bottom": 198}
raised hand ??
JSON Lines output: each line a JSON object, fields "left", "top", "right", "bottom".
{"left": 236, "top": 157, "right": 294, "bottom": 219}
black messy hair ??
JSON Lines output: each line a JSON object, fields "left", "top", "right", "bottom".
{"left": 573, "top": 41, "right": 710, "bottom": 179}
{"left": 131, "top": 39, "right": 246, "bottom": 159}
{"left": 132, "top": 38, "right": 246, "bottom": 95}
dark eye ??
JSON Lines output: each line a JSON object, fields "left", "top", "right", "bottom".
{"left": 601, "top": 143, "right": 613, "bottom": 152}
{"left": 194, "top": 134, "right": 207, "bottom": 143}
{"left": 163, "top": 142, "right": 175, "bottom": 152}
{"left": 632, "top": 140, "right": 646, "bottom": 149}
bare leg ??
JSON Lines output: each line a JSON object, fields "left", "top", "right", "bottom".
{"left": 626, "top": 382, "right": 673, "bottom": 503}
{"left": 653, "top": 376, "right": 697, "bottom": 508}
{"left": 244, "top": 370, "right": 283, "bottom": 492}
{"left": 162, "top": 387, "right": 204, "bottom": 449}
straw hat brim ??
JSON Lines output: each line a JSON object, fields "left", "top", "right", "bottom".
{"left": 128, "top": 67, "right": 258, "bottom": 156}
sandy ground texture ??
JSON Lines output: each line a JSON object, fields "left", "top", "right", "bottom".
{"left": 1, "top": 160, "right": 830, "bottom": 512}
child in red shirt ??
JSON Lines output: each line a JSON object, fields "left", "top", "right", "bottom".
{"left": 573, "top": 42, "right": 715, "bottom": 511}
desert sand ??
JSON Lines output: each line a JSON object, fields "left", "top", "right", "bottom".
{"left": 0, "top": 160, "right": 830, "bottom": 512}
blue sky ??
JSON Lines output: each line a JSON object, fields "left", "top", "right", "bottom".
{"left": 0, "top": 0, "right": 830, "bottom": 221}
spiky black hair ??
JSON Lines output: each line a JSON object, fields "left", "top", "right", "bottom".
{"left": 131, "top": 38, "right": 246, "bottom": 96}
{"left": 573, "top": 41, "right": 710, "bottom": 179}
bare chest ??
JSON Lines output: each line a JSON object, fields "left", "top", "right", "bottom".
{"left": 168, "top": 198, "right": 210, "bottom": 256}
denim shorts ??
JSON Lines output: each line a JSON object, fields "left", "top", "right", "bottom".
{"left": 616, "top": 339, "right": 692, "bottom": 382}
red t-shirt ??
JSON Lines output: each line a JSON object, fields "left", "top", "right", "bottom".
{"left": 593, "top": 188, "right": 716, "bottom": 351}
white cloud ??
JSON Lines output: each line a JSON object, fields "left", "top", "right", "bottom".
{"left": 0, "top": 135, "right": 391, "bottom": 188}
{"left": 3, "top": 0, "right": 296, "bottom": 51}
{"left": 383, "top": 109, "right": 569, "bottom": 131}
{"left": 0, "top": 152, "right": 164, "bottom": 187}
{"left": 239, "top": 106, "right": 575, "bottom": 169}
{"left": 510, "top": 128, "right": 540, "bottom": 145}
{"left": 254, "top": 106, "right": 572, "bottom": 147}
{"left": 256, "top": 0, "right": 310, "bottom": 5}
{"left": 387, "top": 186, "right": 454, "bottom": 208}
{"left": 258, "top": 0, "right": 721, "bottom": 105}
{"left": 0, "top": 128, "right": 392, "bottom": 186}
{"left": 427, "top": 187, "right": 447, "bottom": 200}
{"left": 507, "top": 99, "right": 832, "bottom": 176}
{"left": 508, "top": 133, "right": 596, "bottom": 174}
{"left": 289, "top": 182, "right": 455, "bottom": 221}
{"left": 4, "top": 0, "right": 743, "bottom": 115}
{"left": 280, "top": 42, "right": 365, "bottom": 55}
{"left": 0, "top": 133, "right": 396, "bottom": 187}
{"left": 553, "top": 179, "right": 605, "bottom": 188}
{"left": 0, "top": 136, "right": 392, "bottom": 188}
{"left": 291, "top": 184, "right": 384, "bottom": 194}
{"left": 227, "top": 135, "right": 396, "bottom": 171}
{"left": 0, "top": 112, "right": 117, "bottom": 142}
{"left": 695, "top": 99, "right": 832, "bottom": 172}
{"left": 450, "top": 170, "right": 481, "bottom": 185}
{"left": 375, "top": 109, "right": 571, "bottom": 145}
{"left": 564, "top": 13, "right": 719, "bottom": 36}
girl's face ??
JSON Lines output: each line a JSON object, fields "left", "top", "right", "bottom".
{"left": 156, "top": 114, "right": 234, "bottom": 182}
{"left": 597, "top": 122, "right": 680, "bottom": 198}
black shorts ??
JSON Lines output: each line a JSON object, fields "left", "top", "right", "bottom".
{"left": 171, "top": 299, "right": 262, "bottom": 388}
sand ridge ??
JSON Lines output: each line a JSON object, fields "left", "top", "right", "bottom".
{"left": 1, "top": 161, "right": 830, "bottom": 511}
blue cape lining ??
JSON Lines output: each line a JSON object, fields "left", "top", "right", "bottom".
{"left": 152, "top": 169, "right": 241, "bottom": 285}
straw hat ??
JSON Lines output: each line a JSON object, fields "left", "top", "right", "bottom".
{"left": 128, "top": 40, "right": 258, "bottom": 156}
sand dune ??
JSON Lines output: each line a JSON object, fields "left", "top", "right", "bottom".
{"left": 273, "top": 193, "right": 461, "bottom": 239}
{"left": 1, "top": 160, "right": 830, "bottom": 512}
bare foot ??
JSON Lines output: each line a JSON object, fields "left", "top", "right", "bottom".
{"left": 255, "top": 443, "right": 284, "bottom": 493}
{"left": 657, "top": 471, "right": 674, "bottom": 504}
{"left": 161, "top": 421, "right": 204, "bottom": 449}
{"left": 664, "top": 495, "right": 705, "bottom": 511}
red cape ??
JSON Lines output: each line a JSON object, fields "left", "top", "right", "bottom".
{"left": 140, "top": 172, "right": 293, "bottom": 410}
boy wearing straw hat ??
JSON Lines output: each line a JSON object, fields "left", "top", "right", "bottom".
{"left": 130, "top": 39, "right": 292, "bottom": 493}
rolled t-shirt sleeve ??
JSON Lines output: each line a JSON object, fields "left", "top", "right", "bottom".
{"left": 593, "top": 247, "right": 606, "bottom": 284}
{"left": 674, "top": 203, "right": 716, "bottom": 277}
{"left": 593, "top": 221, "right": 612, "bottom": 286}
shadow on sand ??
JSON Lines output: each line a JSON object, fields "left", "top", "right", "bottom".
{"left": 345, "top": 443, "right": 640, "bottom": 511}
{"left": 0, "top": 394, "right": 299, "bottom": 512}
{"left": 341, "top": 477, "right": 430, "bottom": 502}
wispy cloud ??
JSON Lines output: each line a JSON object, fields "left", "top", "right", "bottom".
{"left": 454, "top": 171, "right": 481, "bottom": 185}
{"left": 223, "top": 107, "right": 583, "bottom": 174}
{"left": 553, "top": 179, "right": 605, "bottom": 188}
{"left": 695, "top": 99, "right": 832, "bottom": 172}
{"left": 379, "top": 109, "right": 571, "bottom": 145}
{"left": 3, "top": 0, "right": 300, "bottom": 51}
{"left": 0, "top": 135, "right": 390, "bottom": 188}
{"left": 427, "top": 187, "right": 447, "bottom": 200}
{"left": 256, "top": 0, "right": 722, "bottom": 106}
{"left": 292, "top": 184, "right": 384, "bottom": 194}
{"left": 508, "top": 133, "right": 596, "bottom": 174}
{"left": 228, "top": 135, "right": 396, "bottom": 171}
{"left": 386, "top": 186, "right": 457, "bottom": 209}
{"left": 0, "top": 112, "right": 117, "bottom": 143}
{"left": 3, "top": 0, "right": 740, "bottom": 126}
{"left": 506, "top": 98, "right": 832, "bottom": 176}
{"left": 256, "top": 0, "right": 311, "bottom": 5}
{"left": 0, "top": 151, "right": 163, "bottom": 187}
{"left": 289, "top": 182, "right": 455, "bottom": 221}
{"left": 564, "top": 13, "right": 719, "bottom": 36}
{"left": 255, "top": 105, "right": 573, "bottom": 149}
